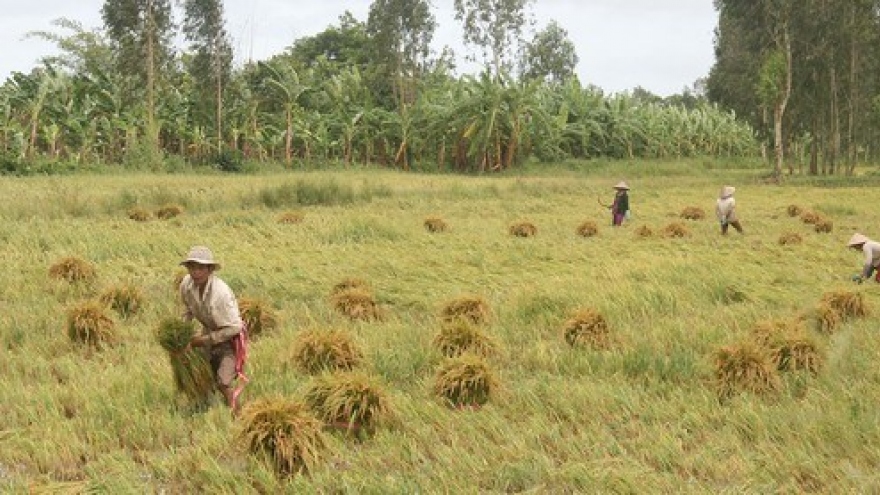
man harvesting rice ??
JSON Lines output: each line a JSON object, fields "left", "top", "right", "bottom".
{"left": 179, "top": 245, "right": 247, "bottom": 414}
{"left": 847, "top": 233, "right": 880, "bottom": 283}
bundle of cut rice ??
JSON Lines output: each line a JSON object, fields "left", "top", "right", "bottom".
{"left": 157, "top": 318, "right": 214, "bottom": 403}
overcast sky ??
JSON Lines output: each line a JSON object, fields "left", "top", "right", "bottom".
{"left": 0, "top": 0, "right": 718, "bottom": 97}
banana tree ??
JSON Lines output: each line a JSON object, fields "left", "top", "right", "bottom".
{"left": 258, "top": 62, "right": 310, "bottom": 167}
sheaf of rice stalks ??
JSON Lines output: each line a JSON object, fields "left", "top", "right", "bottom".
{"left": 291, "top": 328, "right": 365, "bottom": 374}
{"left": 440, "top": 295, "right": 491, "bottom": 325}
{"left": 424, "top": 216, "right": 449, "bottom": 233}
{"left": 508, "top": 221, "right": 537, "bottom": 238}
{"left": 49, "top": 256, "right": 97, "bottom": 284}
{"left": 680, "top": 206, "right": 706, "bottom": 220}
{"left": 562, "top": 308, "right": 611, "bottom": 349}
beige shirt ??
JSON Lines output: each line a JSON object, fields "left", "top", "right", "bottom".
{"left": 716, "top": 196, "right": 737, "bottom": 222}
{"left": 180, "top": 274, "right": 242, "bottom": 345}
{"left": 862, "top": 240, "right": 880, "bottom": 271}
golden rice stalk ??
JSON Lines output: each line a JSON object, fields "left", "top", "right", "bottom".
{"left": 331, "top": 287, "right": 382, "bottom": 321}
{"left": 99, "top": 283, "right": 145, "bottom": 318}
{"left": 156, "top": 318, "right": 214, "bottom": 402}
{"left": 49, "top": 256, "right": 97, "bottom": 284}
{"left": 237, "top": 398, "right": 328, "bottom": 476}
{"left": 302, "top": 372, "right": 392, "bottom": 435}
{"left": 778, "top": 232, "right": 803, "bottom": 246}
{"left": 814, "top": 302, "right": 842, "bottom": 334}
{"left": 291, "top": 329, "right": 364, "bottom": 374}
{"left": 277, "top": 211, "right": 305, "bottom": 224}
{"left": 680, "top": 206, "right": 706, "bottom": 220}
{"left": 66, "top": 300, "right": 116, "bottom": 349}
{"left": 330, "top": 277, "right": 370, "bottom": 297}
{"left": 432, "top": 319, "right": 498, "bottom": 358}
{"left": 799, "top": 211, "right": 821, "bottom": 225}
{"left": 508, "top": 221, "right": 537, "bottom": 237}
{"left": 749, "top": 318, "right": 806, "bottom": 346}
{"left": 172, "top": 269, "right": 188, "bottom": 293}
{"left": 440, "top": 295, "right": 491, "bottom": 325}
{"left": 821, "top": 290, "right": 868, "bottom": 319}
{"left": 813, "top": 219, "right": 833, "bottom": 233}
{"left": 238, "top": 297, "right": 278, "bottom": 338}
{"left": 767, "top": 333, "right": 825, "bottom": 374}
{"left": 634, "top": 225, "right": 653, "bottom": 238}
{"left": 432, "top": 354, "right": 498, "bottom": 408}
{"left": 786, "top": 204, "right": 803, "bottom": 217}
{"left": 562, "top": 308, "right": 611, "bottom": 349}
{"left": 575, "top": 220, "right": 599, "bottom": 237}
{"left": 662, "top": 222, "right": 690, "bottom": 238}
{"left": 156, "top": 204, "right": 184, "bottom": 220}
{"left": 712, "top": 340, "right": 781, "bottom": 400}
{"left": 424, "top": 216, "right": 449, "bottom": 233}
{"left": 127, "top": 207, "right": 152, "bottom": 222}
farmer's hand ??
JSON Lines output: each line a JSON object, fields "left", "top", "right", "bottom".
{"left": 852, "top": 274, "right": 864, "bottom": 284}
{"left": 189, "top": 334, "right": 211, "bottom": 347}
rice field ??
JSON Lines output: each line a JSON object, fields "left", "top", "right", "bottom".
{"left": 3, "top": 160, "right": 880, "bottom": 493}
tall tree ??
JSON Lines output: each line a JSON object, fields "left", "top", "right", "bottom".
{"left": 453, "top": 0, "right": 535, "bottom": 75}
{"left": 182, "top": 0, "right": 233, "bottom": 152}
{"left": 101, "top": 0, "right": 174, "bottom": 152}
{"left": 519, "top": 21, "right": 578, "bottom": 84}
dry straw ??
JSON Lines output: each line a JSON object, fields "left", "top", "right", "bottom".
{"left": 424, "top": 216, "right": 449, "bottom": 233}
{"left": 99, "top": 283, "right": 145, "bottom": 318}
{"left": 821, "top": 290, "right": 868, "bottom": 319}
{"left": 508, "top": 221, "right": 537, "bottom": 237}
{"left": 331, "top": 287, "right": 382, "bottom": 321}
{"left": 127, "top": 207, "right": 152, "bottom": 222}
{"left": 156, "top": 204, "right": 184, "bottom": 220}
{"left": 302, "top": 372, "right": 393, "bottom": 435}
{"left": 432, "top": 354, "right": 498, "bottom": 408}
{"left": 680, "top": 206, "right": 706, "bottom": 220}
{"left": 330, "top": 277, "right": 370, "bottom": 296}
{"left": 712, "top": 340, "right": 781, "bottom": 400}
{"left": 291, "top": 329, "right": 364, "bottom": 374}
{"left": 575, "top": 220, "right": 599, "bottom": 237}
{"left": 239, "top": 297, "right": 278, "bottom": 338}
{"left": 786, "top": 204, "right": 803, "bottom": 217}
{"left": 814, "top": 219, "right": 833, "bottom": 233}
{"left": 156, "top": 318, "right": 214, "bottom": 403}
{"left": 634, "top": 225, "right": 653, "bottom": 238}
{"left": 662, "top": 222, "right": 690, "bottom": 238}
{"left": 277, "top": 211, "right": 305, "bottom": 224}
{"left": 778, "top": 232, "right": 803, "bottom": 246}
{"left": 432, "top": 319, "right": 498, "bottom": 358}
{"left": 237, "top": 398, "right": 329, "bottom": 476}
{"left": 768, "top": 334, "right": 825, "bottom": 374}
{"left": 562, "top": 308, "right": 611, "bottom": 349}
{"left": 66, "top": 300, "right": 116, "bottom": 349}
{"left": 800, "top": 211, "right": 821, "bottom": 225}
{"left": 49, "top": 256, "right": 97, "bottom": 284}
{"left": 440, "top": 295, "right": 491, "bottom": 325}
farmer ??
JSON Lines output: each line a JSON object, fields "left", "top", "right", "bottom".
{"left": 715, "top": 185, "right": 743, "bottom": 235}
{"left": 179, "top": 245, "right": 246, "bottom": 413}
{"left": 610, "top": 181, "right": 630, "bottom": 227}
{"left": 847, "top": 233, "right": 880, "bottom": 283}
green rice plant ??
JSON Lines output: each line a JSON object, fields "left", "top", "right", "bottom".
{"left": 440, "top": 295, "right": 491, "bottom": 325}
{"left": 562, "top": 308, "right": 611, "bottom": 349}
{"left": 662, "top": 222, "right": 690, "bottom": 238}
{"left": 680, "top": 206, "right": 706, "bottom": 220}
{"left": 127, "top": 206, "right": 152, "bottom": 222}
{"left": 99, "top": 283, "right": 145, "bottom": 318}
{"left": 331, "top": 287, "right": 382, "bottom": 321}
{"left": 432, "top": 354, "right": 498, "bottom": 408}
{"left": 238, "top": 297, "right": 278, "bottom": 338}
{"left": 800, "top": 211, "right": 821, "bottom": 225}
{"left": 712, "top": 340, "right": 781, "bottom": 400}
{"left": 509, "top": 221, "right": 537, "bottom": 237}
{"left": 49, "top": 256, "right": 97, "bottom": 284}
{"left": 787, "top": 204, "right": 803, "bottom": 217}
{"left": 778, "top": 232, "right": 803, "bottom": 246}
{"left": 814, "top": 219, "right": 833, "bottom": 233}
{"left": 156, "top": 318, "right": 214, "bottom": 403}
{"left": 634, "top": 225, "right": 653, "bottom": 237}
{"left": 237, "top": 398, "right": 329, "bottom": 476}
{"left": 66, "top": 300, "right": 116, "bottom": 349}
{"left": 302, "top": 372, "right": 393, "bottom": 435}
{"left": 277, "top": 211, "right": 305, "bottom": 224}
{"left": 575, "top": 220, "right": 599, "bottom": 237}
{"left": 291, "top": 329, "right": 364, "bottom": 374}
{"left": 821, "top": 290, "right": 868, "bottom": 319}
{"left": 424, "top": 216, "right": 448, "bottom": 233}
{"left": 432, "top": 319, "right": 498, "bottom": 358}
{"left": 156, "top": 204, "right": 184, "bottom": 220}
{"left": 767, "top": 333, "right": 825, "bottom": 374}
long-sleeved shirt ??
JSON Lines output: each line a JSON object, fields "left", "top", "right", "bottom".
{"left": 859, "top": 240, "right": 880, "bottom": 278}
{"left": 180, "top": 274, "right": 242, "bottom": 345}
{"left": 716, "top": 197, "right": 737, "bottom": 222}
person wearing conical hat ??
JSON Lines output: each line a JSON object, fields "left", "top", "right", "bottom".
{"left": 179, "top": 245, "right": 247, "bottom": 414}
{"left": 847, "top": 233, "right": 880, "bottom": 283}
{"left": 715, "top": 185, "right": 743, "bottom": 235}
{"left": 610, "top": 181, "right": 630, "bottom": 227}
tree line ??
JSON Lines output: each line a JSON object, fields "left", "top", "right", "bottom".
{"left": 0, "top": 0, "right": 759, "bottom": 175}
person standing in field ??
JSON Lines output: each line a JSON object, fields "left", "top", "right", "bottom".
{"left": 179, "top": 245, "right": 247, "bottom": 414}
{"left": 610, "top": 181, "right": 630, "bottom": 227}
{"left": 847, "top": 233, "right": 880, "bottom": 283}
{"left": 715, "top": 185, "right": 743, "bottom": 235}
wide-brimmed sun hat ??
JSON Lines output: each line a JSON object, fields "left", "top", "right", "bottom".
{"left": 720, "top": 186, "right": 735, "bottom": 198}
{"left": 613, "top": 181, "right": 629, "bottom": 190}
{"left": 848, "top": 233, "right": 869, "bottom": 247}
{"left": 180, "top": 245, "right": 220, "bottom": 268}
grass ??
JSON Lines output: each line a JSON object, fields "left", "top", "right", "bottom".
{"left": 4, "top": 162, "right": 880, "bottom": 492}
